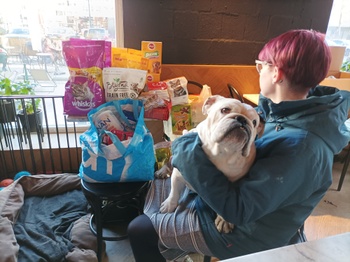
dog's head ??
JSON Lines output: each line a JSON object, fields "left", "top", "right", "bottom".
{"left": 198, "top": 95, "right": 263, "bottom": 157}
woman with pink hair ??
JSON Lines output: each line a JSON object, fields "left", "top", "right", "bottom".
{"left": 128, "top": 29, "right": 350, "bottom": 261}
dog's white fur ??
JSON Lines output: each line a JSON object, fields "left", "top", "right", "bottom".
{"left": 159, "top": 95, "right": 263, "bottom": 233}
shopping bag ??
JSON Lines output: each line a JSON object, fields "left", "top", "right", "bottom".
{"left": 79, "top": 99, "right": 156, "bottom": 182}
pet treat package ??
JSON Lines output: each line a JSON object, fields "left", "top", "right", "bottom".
{"left": 111, "top": 47, "right": 149, "bottom": 70}
{"left": 154, "top": 141, "right": 172, "bottom": 170}
{"left": 166, "top": 76, "right": 189, "bottom": 106}
{"left": 141, "top": 41, "right": 162, "bottom": 83}
{"left": 103, "top": 67, "right": 147, "bottom": 101}
{"left": 138, "top": 81, "right": 171, "bottom": 120}
{"left": 163, "top": 82, "right": 211, "bottom": 139}
{"left": 141, "top": 41, "right": 162, "bottom": 74}
{"left": 62, "top": 39, "right": 110, "bottom": 116}
{"left": 170, "top": 104, "right": 192, "bottom": 135}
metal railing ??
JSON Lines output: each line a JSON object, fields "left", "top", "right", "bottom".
{"left": 0, "top": 95, "right": 88, "bottom": 179}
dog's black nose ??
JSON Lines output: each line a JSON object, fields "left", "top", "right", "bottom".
{"left": 235, "top": 115, "right": 247, "bottom": 126}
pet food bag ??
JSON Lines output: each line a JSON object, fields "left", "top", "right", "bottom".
{"left": 103, "top": 67, "right": 147, "bottom": 101}
{"left": 62, "top": 39, "right": 108, "bottom": 116}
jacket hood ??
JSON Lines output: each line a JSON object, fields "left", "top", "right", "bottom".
{"left": 257, "top": 86, "right": 350, "bottom": 154}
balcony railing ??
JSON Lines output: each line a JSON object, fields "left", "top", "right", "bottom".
{"left": 0, "top": 95, "right": 89, "bottom": 179}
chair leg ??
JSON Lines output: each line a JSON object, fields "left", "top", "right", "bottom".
{"left": 299, "top": 224, "right": 307, "bottom": 242}
{"left": 95, "top": 200, "right": 104, "bottom": 262}
{"left": 88, "top": 196, "right": 104, "bottom": 262}
{"left": 338, "top": 147, "right": 350, "bottom": 191}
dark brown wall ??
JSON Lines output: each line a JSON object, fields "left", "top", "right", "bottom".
{"left": 123, "top": 0, "right": 334, "bottom": 65}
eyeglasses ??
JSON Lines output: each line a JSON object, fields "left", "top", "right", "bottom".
{"left": 255, "top": 60, "right": 273, "bottom": 74}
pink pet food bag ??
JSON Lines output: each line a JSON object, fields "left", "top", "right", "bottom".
{"left": 62, "top": 39, "right": 108, "bottom": 116}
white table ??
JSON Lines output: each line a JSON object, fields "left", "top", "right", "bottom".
{"left": 221, "top": 232, "right": 350, "bottom": 262}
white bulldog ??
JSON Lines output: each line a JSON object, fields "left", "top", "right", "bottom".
{"left": 158, "top": 95, "right": 264, "bottom": 233}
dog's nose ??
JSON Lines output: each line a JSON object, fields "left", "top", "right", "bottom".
{"left": 235, "top": 115, "right": 247, "bottom": 126}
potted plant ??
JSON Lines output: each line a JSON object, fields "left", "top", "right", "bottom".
{"left": 0, "top": 77, "right": 17, "bottom": 123}
{"left": 0, "top": 77, "right": 42, "bottom": 132}
{"left": 17, "top": 97, "right": 43, "bottom": 132}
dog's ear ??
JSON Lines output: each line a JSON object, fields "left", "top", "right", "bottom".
{"left": 202, "top": 95, "right": 223, "bottom": 115}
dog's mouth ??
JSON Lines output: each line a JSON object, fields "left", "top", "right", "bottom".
{"left": 215, "top": 116, "right": 253, "bottom": 156}
{"left": 222, "top": 122, "right": 251, "bottom": 141}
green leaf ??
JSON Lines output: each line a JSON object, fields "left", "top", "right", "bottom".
{"left": 341, "top": 61, "right": 350, "bottom": 72}
{"left": 0, "top": 77, "right": 39, "bottom": 114}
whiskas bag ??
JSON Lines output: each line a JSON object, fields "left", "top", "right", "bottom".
{"left": 79, "top": 99, "right": 155, "bottom": 183}
{"left": 62, "top": 39, "right": 107, "bottom": 116}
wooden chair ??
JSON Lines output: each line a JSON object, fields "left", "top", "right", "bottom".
{"left": 335, "top": 142, "right": 350, "bottom": 191}
{"left": 28, "top": 68, "right": 57, "bottom": 92}
{"left": 227, "top": 83, "right": 244, "bottom": 102}
{"left": 188, "top": 79, "right": 203, "bottom": 93}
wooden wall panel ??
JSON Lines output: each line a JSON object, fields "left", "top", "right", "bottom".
{"left": 161, "top": 64, "right": 260, "bottom": 98}
{"left": 0, "top": 148, "right": 81, "bottom": 180}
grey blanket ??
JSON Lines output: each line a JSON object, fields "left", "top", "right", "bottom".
{"left": 14, "top": 189, "right": 88, "bottom": 262}
{"left": 0, "top": 174, "right": 98, "bottom": 262}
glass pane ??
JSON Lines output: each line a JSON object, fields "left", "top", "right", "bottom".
{"left": 326, "top": 0, "right": 350, "bottom": 69}
{"left": 0, "top": 0, "right": 118, "bottom": 127}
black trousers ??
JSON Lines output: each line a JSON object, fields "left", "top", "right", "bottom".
{"left": 127, "top": 214, "right": 166, "bottom": 262}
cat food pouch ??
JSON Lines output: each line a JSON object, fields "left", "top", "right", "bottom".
{"left": 138, "top": 81, "right": 171, "bottom": 120}
{"left": 166, "top": 76, "right": 189, "bottom": 106}
{"left": 62, "top": 39, "right": 106, "bottom": 116}
{"left": 103, "top": 67, "right": 147, "bottom": 101}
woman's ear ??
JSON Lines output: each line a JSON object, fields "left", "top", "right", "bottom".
{"left": 272, "top": 66, "right": 284, "bottom": 84}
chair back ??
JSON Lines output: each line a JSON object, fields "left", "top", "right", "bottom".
{"left": 227, "top": 83, "right": 244, "bottom": 102}
{"left": 28, "top": 69, "right": 57, "bottom": 91}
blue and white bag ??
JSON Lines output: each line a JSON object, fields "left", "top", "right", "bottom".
{"left": 79, "top": 99, "right": 155, "bottom": 183}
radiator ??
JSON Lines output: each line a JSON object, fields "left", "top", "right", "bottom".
{"left": 0, "top": 95, "right": 88, "bottom": 180}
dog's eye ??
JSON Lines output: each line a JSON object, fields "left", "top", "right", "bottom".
{"left": 221, "top": 108, "right": 231, "bottom": 114}
{"left": 252, "top": 119, "right": 257, "bottom": 127}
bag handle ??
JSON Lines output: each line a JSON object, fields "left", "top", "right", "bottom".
{"left": 132, "top": 99, "right": 140, "bottom": 121}
{"left": 100, "top": 130, "right": 127, "bottom": 155}
{"left": 112, "top": 99, "right": 141, "bottom": 130}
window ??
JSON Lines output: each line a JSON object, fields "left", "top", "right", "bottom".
{"left": 326, "top": 0, "right": 350, "bottom": 63}
{"left": 0, "top": 0, "right": 123, "bottom": 129}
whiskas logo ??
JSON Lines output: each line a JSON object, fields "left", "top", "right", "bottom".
{"left": 72, "top": 100, "right": 96, "bottom": 110}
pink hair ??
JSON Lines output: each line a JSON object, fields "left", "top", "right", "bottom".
{"left": 258, "top": 29, "right": 331, "bottom": 89}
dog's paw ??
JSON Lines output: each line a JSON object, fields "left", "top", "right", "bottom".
{"left": 215, "top": 215, "right": 234, "bottom": 233}
{"left": 159, "top": 198, "right": 177, "bottom": 213}
{"left": 182, "top": 129, "right": 189, "bottom": 135}
{"left": 154, "top": 162, "right": 173, "bottom": 179}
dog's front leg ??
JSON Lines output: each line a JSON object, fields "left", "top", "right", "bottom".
{"left": 215, "top": 215, "right": 235, "bottom": 233}
{"left": 160, "top": 168, "right": 186, "bottom": 213}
